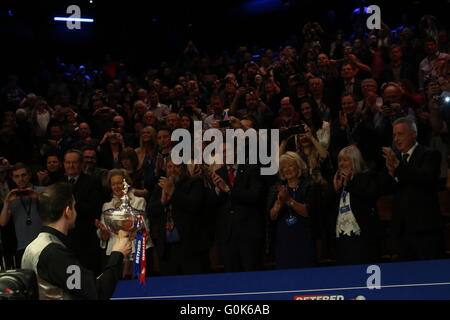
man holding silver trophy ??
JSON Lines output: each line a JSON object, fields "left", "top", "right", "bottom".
{"left": 21, "top": 182, "right": 132, "bottom": 300}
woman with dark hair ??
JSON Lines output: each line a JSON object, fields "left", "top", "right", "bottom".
{"left": 97, "top": 130, "right": 124, "bottom": 170}
{"left": 179, "top": 113, "right": 194, "bottom": 134}
{"left": 298, "top": 97, "right": 330, "bottom": 150}
{"left": 120, "top": 147, "right": 149, "bottom": 198}
{"left": 331, "top": 145, "right": 386, "bottom": 265}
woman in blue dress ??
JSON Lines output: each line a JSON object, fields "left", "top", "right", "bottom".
{"left": 269, "top": 151, "right": 321, "bottom": 269}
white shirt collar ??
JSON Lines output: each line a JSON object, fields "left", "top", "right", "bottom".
{"left": 403, "top": 142, "right": 419, "bottom": 160}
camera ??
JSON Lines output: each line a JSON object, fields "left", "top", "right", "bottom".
{"left": 0, "top": 269, "right": 38, "bottom": 300}
{"left": 280, "top": 125, "right": 306, "bottom": 141}
{"left": 14, "top": 190, "right": 30, "bottom": 197}
{"left": 109, "top": 132, "right": 118, "bottom": 139}
{"left": 288, "top": 125, "right": 306, "bottom": 135}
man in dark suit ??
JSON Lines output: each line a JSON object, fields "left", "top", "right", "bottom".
{"left": 337, "top": 63, "right": 363, "bottom": 102}
{"left": 382, "top": 117, "right": 443, "bottom": 261}
{"left": 149, "top": 159, "right": 209, "bottom": 276}
{"left": 211, "top": 143, "right": 265, "bottom": 273}
{"left": 62, "top": 149, "right": 104, "bottom": 275}
{"left": 379, "top": 45, "right": 416, "bottom": 86}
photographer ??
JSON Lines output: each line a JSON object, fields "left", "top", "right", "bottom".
{"left": 280, "top": 123, "right": 330, "bottom": 184}
{"left": 229, "top": 87, "right": 273, "bottom": 129}
{"left": 374, "top": 82, "right": 417, "bottom": 147}
{"left": 204, "top": 96, "right": 230, "bottom": 130}
{"left": 0, "top": 163, "right": 45, "bottom": 266}
{"left": 97, "top": 129, "right": 125, "bottom": 170}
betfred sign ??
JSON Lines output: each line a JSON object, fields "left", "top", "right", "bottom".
{"left": 294, "top": 295, "right": 345, "bottom": 300}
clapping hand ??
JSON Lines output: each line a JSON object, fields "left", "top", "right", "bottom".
{"left": 211, "top": 172, "right": 229, "bottom": 192}
{"left": 277, "top": 186, "right": 291, "bottom": 204}
{"left": 382, "top": 147, "right": 399, "bottom": 176}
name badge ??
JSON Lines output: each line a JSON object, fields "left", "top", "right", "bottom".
{"left": 339, "top": 205, "right": 351, "bottom": 214}
{"left": 286, "top": 214, "right": 298, "bottom": 226}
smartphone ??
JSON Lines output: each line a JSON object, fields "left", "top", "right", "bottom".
{"left": 15, "top": 190, "right": 31, "bottom": 197}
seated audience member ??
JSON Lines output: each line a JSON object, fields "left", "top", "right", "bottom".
{"left": 22, "top": 182, "right": 132, "bottom": 300}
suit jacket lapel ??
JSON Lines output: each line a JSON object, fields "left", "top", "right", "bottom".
{"left": 408, "top": 144, "right": 424, "bottom": 167}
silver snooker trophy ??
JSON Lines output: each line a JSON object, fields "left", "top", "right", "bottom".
{"left": 102, "top": 179, "right": 147, "bottom": 283}
{"left": 102, "top": 179, "right": 144, "bottom": 236}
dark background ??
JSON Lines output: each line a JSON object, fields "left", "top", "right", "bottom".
{"left": 0, "top": 0, "right": 449, "bottom": 85}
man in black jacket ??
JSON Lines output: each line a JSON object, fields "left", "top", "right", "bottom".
{"left": 21, "top": 183, "right": 131, "bottom": 300}
{"left": 379, "top": 45, "right": 416, "bottom": 85}
{"left": 383, "top": 117, "right": 443, "bottom": 261}
{"left": 211, "top": 143, "right": 265, "bottom": 272}
{"left": 61, "top": 149, "right": 104, "bottom": 275}
{"left": 149, "top": 159, "right": 208, "bottom": 276}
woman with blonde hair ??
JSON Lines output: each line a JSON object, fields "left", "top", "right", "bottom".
{"left": 279, "top": 124, "right": 332, "bottom": 184}
{"left": 134, "top": 125, "right": 159, "bottom": 194}
{"left": 135, "top": 126, "right": 157, "bottom": 170}
{"left": 268, "top": 152, "right": 322, "bottom": 269}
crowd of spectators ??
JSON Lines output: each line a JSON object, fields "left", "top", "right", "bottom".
{"left": 0, "top": 13, "right": 449, "bottom": 276}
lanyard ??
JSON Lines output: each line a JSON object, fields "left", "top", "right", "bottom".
{"left": 20, "top": 196, "right": 33, "bottom": 226}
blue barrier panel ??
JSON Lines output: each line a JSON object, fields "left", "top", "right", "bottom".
{"left": 112, "top": 259, "right": 450, "bottom": 300}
